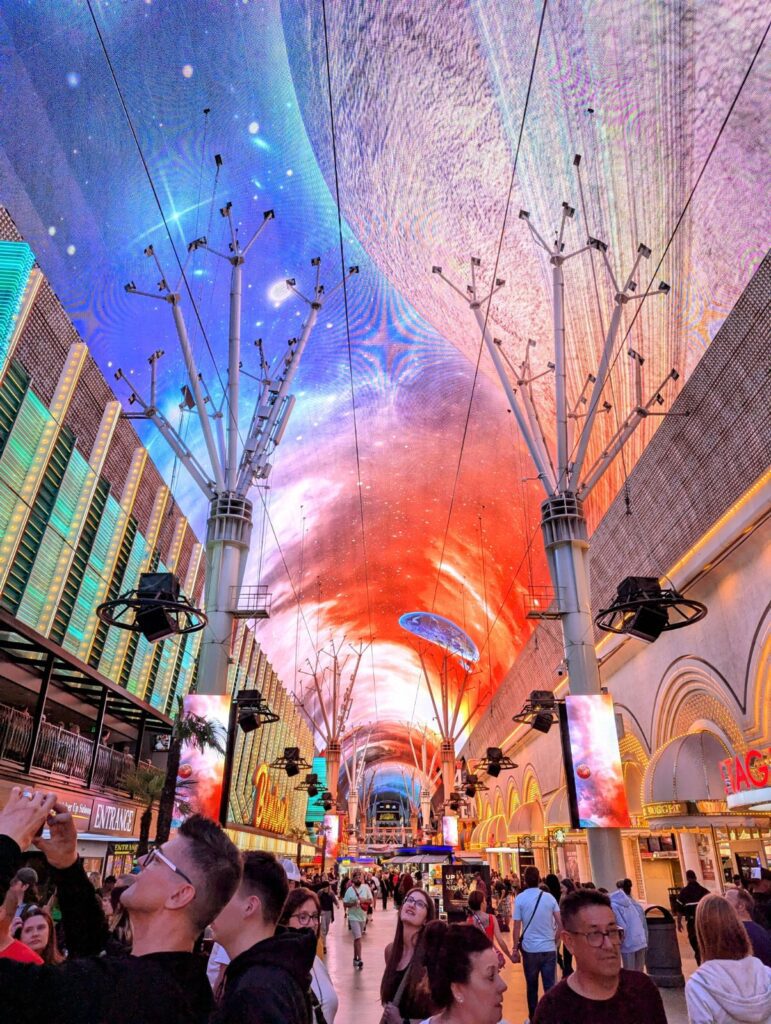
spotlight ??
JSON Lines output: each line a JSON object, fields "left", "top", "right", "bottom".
{"left": 637, "top": 243, "right": 651, "bottom": 258}
{"left": 238, "top": 710, "right": 261, "bottom": 734}
{"left": 595, "top": 575, "right": 706, "bottom": 642}
{"left": 285, "top": 761, "right": 300, "bottom": 778}
{"left": 487, "top": 761, "right": 501, "bottom": 778}
{"left": 432, "top": 265, "right": 442, "bottom": 274}
{"left": 588, "top": 237, "right": 608, "bottom": 253}
{"left": 658, "top": 281, "right": 671, "bottom": 293}
{"left": 518, "top": 210, "right": 530, "bottom": 220}
{"left": 321, "top": 791, "right": 334, "bottom": 812}
{"left": 465, "top": 784, "right": 476, "bottom": 798}
{"left": 270, "top": 746, "right": 311, "bottom": 776}
{"left": 532, "top": 711, "right": 554, "bottom": 734}
{"left": 477, "top": 745, "right": 517, "bottom": 777}
{"left": 135, "top": 573, "right": 180, "bottom": 642}
{"left": 562, "top": 202, "right": 575, "bottom": 218}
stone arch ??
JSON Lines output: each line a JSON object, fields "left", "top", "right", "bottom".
{"left": 653, "top": 658, "right": 745, "bottom": 751}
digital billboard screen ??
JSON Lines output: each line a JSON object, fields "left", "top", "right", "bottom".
{"left": 560, "top": 694, "right": 631, "bottom": 829}
{"left": 173, "top": 694, "right": 230, "bottom": 826}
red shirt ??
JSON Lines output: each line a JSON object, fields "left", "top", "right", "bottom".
{"left": 533, "top": 969, "right": 667, "bottom": 1024}
{"left": 0, "top": 939, "right": 44, "bottom": 964}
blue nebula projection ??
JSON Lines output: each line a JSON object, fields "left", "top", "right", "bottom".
{"left": 399, "top": 611, "right": 479, "bottom": 664}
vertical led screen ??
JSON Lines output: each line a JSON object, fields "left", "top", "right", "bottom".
{"left": 560, "top": 694, "right": 631, "bottom": 829}
{"left": 442, "top": 815, "right": 459, "bottom": 848}
{"left": 174, "top": 694, "right": 231, "bottom": 825}
{"left": 323, "top": 812, "right": 341, "bottom": 860}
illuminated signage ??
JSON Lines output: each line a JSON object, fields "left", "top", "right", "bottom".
{"left": 251, "top": 763, "right": 290, "bottom": 835}
{"left": 90, "top": 798, "right": 137, "bottom": 837}
{"left": 719, "top": 749, "right": 771, "bottom": 811}
{"left": 643, "top": 801, "right": 689, "bottom": 818}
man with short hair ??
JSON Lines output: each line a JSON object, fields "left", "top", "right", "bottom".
{"left": 675, "top": 868, "right": 710, "bottom": 963}
{"left": 533, "top": 889, "right": 667, "bottom": 1024}
{"left": 0, "top": 785, "right": 241, "bottom": 1023}
{"left": 343, "top": 867, "right": 372, "bottom": 969}
{"left": 210, "top": 850, "right": 316, "bottom": 1024}
{"left": 511, "top": 866, "right": 561, "bottom": 1023}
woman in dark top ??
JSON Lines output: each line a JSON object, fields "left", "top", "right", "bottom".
{"left": 381, "top": 886, "right": 436, "bottom": 1024}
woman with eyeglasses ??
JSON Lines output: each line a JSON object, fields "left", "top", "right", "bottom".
{"left": 380, "top": 886, "right": 437, "bottom": 1024}
{"left": 279, "top": 886, "right": 338, "bottom": 1024}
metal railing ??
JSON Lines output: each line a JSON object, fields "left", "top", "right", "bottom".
{"left": 0, "top": 702, "right": 149, "bottom": 791}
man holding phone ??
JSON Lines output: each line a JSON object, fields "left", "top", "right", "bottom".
{"left": 0, "top": 785, "right": 241, "bottom": 1023}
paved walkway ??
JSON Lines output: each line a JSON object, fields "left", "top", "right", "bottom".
{"left": 324, "top": 902, "right": 692, "bottom": 1024}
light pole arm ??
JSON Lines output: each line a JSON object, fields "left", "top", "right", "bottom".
{"left": 472, "top": 306, "right": 557, "bottom": 494}
{"left": 170, "top": 299, "right": 227, "bottom": 492}
{"left": 114, "top": 373, "right": 215, "bottom": 498}
{"left": 570, "top": 298, "right": 624, "bottom": 487}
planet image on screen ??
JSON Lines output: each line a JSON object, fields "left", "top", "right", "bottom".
{"left": 576, "top": 763, "right": 592, "bottom": 780}
{"left": 398, "top": 611, "right": 480, "bottom": 663}
{"left": 178, "top": 763, "right": 193, "bottom": 780}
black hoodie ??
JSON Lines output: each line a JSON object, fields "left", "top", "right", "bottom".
{"left": 212, "top": 926, "right": 316, "bottom": 1024}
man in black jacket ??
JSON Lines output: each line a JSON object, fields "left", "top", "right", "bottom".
{"left": 210, "top": 850, "right": 316, "bottom": 1024}
{"left": 0, "top": 785, "right": 241, "bottom": 1024}
{"left": 675, "top": 869, "right": 711, "bottom": 964}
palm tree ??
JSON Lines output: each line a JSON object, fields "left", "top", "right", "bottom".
{"left": 154, "top": 695, "right": 226, "bottom": 845}
{"left": 123, "top": 765, "right": 165, "bottom": 856}
{"left": 285, "top": 825, "right": 311, "bottom": 868}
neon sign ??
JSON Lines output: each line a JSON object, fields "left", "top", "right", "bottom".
{"left": 252, "top": 763, "right": 290, "bottom": 835}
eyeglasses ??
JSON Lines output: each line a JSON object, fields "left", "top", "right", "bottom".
{"left": 566, "top": 926, "right": 624, "bottom": 947}
{"left": 402, "top": 896, "right": 429, "bottom": 909}
{"left": 291, "top": 912, "right": 320, "bottom": 926}
{"left": 142, "top": 847, "right": 196, "bottom": 890}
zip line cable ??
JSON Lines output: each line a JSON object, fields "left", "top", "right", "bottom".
{"left": 430, "top": 0, "right": 549, "bottom": 611}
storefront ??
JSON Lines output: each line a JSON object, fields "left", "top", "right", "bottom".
{"left": 643, "top": 730, "right": 771, "bottom": 901}
{"left": 507, "top": 800, "right": 547, "bottom": 876}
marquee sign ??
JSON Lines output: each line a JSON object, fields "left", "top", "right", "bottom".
{"left": 719, "top": 749, "right": 771, "bottom": 811}
{"left": 251, "top": 762, "right": 290, "bottom": 835}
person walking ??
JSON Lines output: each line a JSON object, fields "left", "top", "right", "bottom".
{"left": 318, "top": 879, "right": 338, "bottom": 954}
{"left": 609, "top": 878, "right": 648, "bottom": 971}
{"left": 685, "top": 893, "right": 771, "bottom": 1023}
{"left": 343, "top": 868, "right": 373, "bottom": 970}
{"left": 381, "top": 886, "right": 437, "bottom": 1024}
{"left": 280, "top": 886, "right": 339, "bottom": 1024}
{"left": 379, "top": 871, "right": 391, "bottom": 910}
{"left": 533, "top": 889, "right": 667, "bottom": 1024}
{"left": 511, "top": 866, "right": 561, "bottom": 1023}
{"left": 724, "top": 887, "right": 771, "bottom": 967}
{"left": 466, "top": 890, "right": 515, "bottom": 966}
{"left": 677, "top": 869, "right": 711, "bottom": 964}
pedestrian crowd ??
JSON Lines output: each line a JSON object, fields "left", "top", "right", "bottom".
{"left": 2, "top": 786, "right": 771, "bottom": 1024}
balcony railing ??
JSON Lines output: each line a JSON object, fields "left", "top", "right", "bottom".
{"left": 0, "top": 702, "right": 152, "bottom": 792}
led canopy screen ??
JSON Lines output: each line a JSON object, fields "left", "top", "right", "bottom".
{"left": 560, "top": 694, "right": 631, "bottom": 829}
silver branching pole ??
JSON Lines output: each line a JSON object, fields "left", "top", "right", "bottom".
{"left": 119, "top": 206, "right": 357, "bottom": 698}
{"left": 433, "top": 175, "right": 676, "bottom": 886}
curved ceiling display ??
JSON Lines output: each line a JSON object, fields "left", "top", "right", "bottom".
{"left": 1, "top": 2, "right": 768, "bottom": 795}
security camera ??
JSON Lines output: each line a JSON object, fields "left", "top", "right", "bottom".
{"left": 263, "top": 209, "right": 275, "bottom": 220}
{"left": 555, "top": 661, "right": 567, "bottom": 678}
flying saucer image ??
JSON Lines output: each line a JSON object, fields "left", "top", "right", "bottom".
{"left": 398, "top": 611, "right": 480, "bottom": 663}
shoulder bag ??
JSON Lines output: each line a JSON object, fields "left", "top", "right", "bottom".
{"left": 516, "top": 890, "right": 544, "bottom": 952}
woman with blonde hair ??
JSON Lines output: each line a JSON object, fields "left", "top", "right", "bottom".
{"left": 685, "top": 893, "right": 771, "bottom": 1023}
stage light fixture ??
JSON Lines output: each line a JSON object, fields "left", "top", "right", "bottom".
{"left": 588, "top": 236, "right": 608, "bottom": 252}
{"left": 637, "top": 243, "right": 651, "bottom": 258}
{"left": 532, "top": 711, "right": 554, "bottom": 734}
{"left": 658, "top": 281, "right": 671, "bottom": 293}
{"left": 97, "top": 572, "right": 206, "bottom": 644}
{"left": 596, "top": 575, "right": 706, "bottom": 642}
{"left": 477, "top": 746, "right": 517, "bottom": 778}
{"left": 321, "top": 791, "right": 334, "bottom": 812}
{"left": 270, "top": 746, "right": 311, "bottom": 777}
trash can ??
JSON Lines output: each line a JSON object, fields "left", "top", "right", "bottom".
{"left": 645, "top": 905, "right": 685, "bottom": 988}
